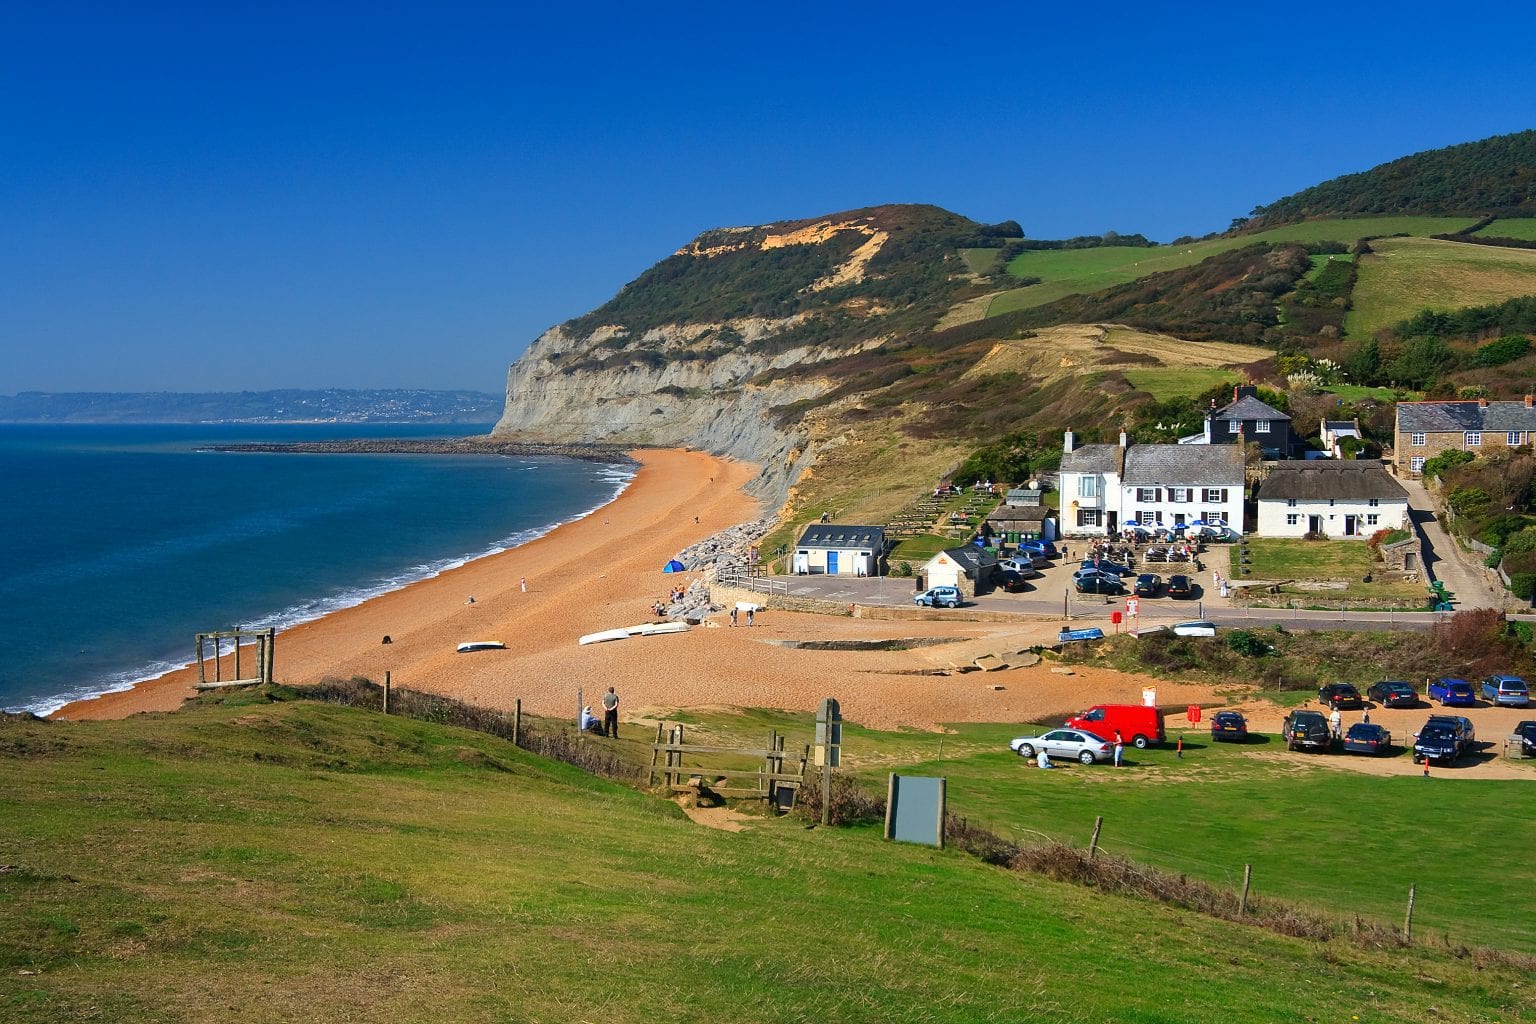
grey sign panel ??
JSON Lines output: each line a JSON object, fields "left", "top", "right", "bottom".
{"left": 885, "top": 774, "right": 946, "bottom": 848}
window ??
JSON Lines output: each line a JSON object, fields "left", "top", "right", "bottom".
{"left": 1203, "top": 510, "right": 1225, "bottom": 524}
{"left": 1367, "top": 514, "right": 1380, "bottom": 526}
{"left": 1255, "top": 420, "right": 1270, "bottom": 433}
{"left": 1368, "top": 498, "right": 1379, "bottom": 507}
{"left": 1510, "top": 432, "right": 1523, "bottom": 446}
{"left": 1467, "top": 431, "right": 1482, "bottom": 446}
{"left": 1078, "top": 476, "right": 1098, "bottom": 498}
{"left": 1410, "top": 456, "right": 1425, "bottom": 473}
{"left": 1135, "top": 487, "right": 1159, "bottom": 502}
{"left": 1169, "top": 487, "right": 1192, "bottom": 502}
{"left": 1201, "top": 488, "right": 1229, "bottom": 503}
{"left": 1286, "top": 514, "right": 1299, "bottom": 526}
{"left": 1076, "top": 508, "right": 1101, "bottom": 528}
{"left": 1227, "top": 420, "right": 1241, "bottom": 433}
{"left": 1410, "top": 432, "right": 1425, "bottom": 447}
{"left": 1287, "top": 499, "right": 1297, "bottom": 508}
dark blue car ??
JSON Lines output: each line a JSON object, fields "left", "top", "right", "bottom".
{"left": 1428, "top": 678, "right": 1476, "bottom": 707}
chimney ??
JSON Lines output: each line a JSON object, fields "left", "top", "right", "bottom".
{"left": 1064, "top": 429, "right": 1075, "bottom": 453}
{"left": 1119, "top": 430, "right": 1128, "bottom": 448}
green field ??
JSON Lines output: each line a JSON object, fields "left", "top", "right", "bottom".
{"left": 1242, "top": 537, "right": 1424, "bottom": 604}
{"left": 988, "top": 216, "right": 1479, "bottom": 317}
{"left": 1473, "top": 217, "right": 1536, "bottom": 241}
{"left": 2, "top": 697, "right": 1532, "bottom": 1024}
{"left": 959, "top": 246, "right": 1003, "bottom": 274}
{"left": 1347, "top": 236, "right": 1536, "bottom": 338}
{"left": 1123, "top": 366, "right": 1241, "bottom": 402}
{"left": 1323, "top": 384, "right": 1411, "bottom": 403}
{"left": 1305, "top": 251, "right": 1354, "bottom": 282}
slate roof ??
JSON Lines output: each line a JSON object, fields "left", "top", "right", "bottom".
{"left": 1257, "top": 463, "right": 1408, "bottom": 502}
{"left": 1396, "top": 400, "right": 1536, "bottom": 433}
{"left": 1060, "top": 443, "right": 1124, "bottom": 476}
{"left": 796, "top": 524, "right": 886, "bottom": 550}
{"left": 1211, "top": 394, "right": 1291, "bottom": 423}
{"left": 1122, "top": 443, "right": 1244, "bottom": 486}
{"left": 1324, "top": 420, "right": 1360, "bottom": 434}
{"left": 988, "top": 504, "right": 1050, "bottom": 525}
{"left": 931, "top": 546, "right": 995, "bottom": 575}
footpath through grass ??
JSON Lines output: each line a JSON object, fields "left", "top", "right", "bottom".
{"left": 2, "top": 696, "right": 1532, "bottom": 1023}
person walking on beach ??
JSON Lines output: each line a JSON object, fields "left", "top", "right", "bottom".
{"left": 729, "top": 607, "right": 738, "bottom": 627}
{"left": 520, "top": 576, "right": 527, "bottom": 593}
{"left": 601, "top": 686, "right": 619, "bottom": 739}
{"left": 746, "top": 607, "right": 755, "bottom": 627}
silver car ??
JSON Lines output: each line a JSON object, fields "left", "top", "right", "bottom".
{"left": 1009, "top": 728, "right": 1115, "bottom": 765}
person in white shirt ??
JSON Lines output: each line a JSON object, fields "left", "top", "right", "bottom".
{"left": 1328, "top": 708, "right": 1342, "bottom": 741}
{"left": 579, "top": 706, "right": 600, "bottom": 734}
{"left": 1036, "top": 749, "right": 1052, "bottom": 769}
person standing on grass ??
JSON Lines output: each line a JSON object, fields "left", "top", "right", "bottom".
{"left": 601, "top": 686, "right": 619, "bottom": 739}
{"left": 1113, "top": 730, "right": 1124, "bottom": 767}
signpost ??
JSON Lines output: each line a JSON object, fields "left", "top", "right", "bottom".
{"left": 1126, "top": 597, "right": 1140, "bottom": 636}
{"left": 815, "top": 697, "right": 842, "bottom": 826}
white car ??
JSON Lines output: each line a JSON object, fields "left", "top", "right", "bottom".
{"left": 1009, "top": 729, "right": 1114, "bottom": 765}
{"left": 1172, "top": 620, "right": 1217, "bottom": 637}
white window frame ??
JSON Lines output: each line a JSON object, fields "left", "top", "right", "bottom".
{"left": 1410, "top": 432, "right": 1426, "bottom": 447}
{"left": 1410, "top": 456, "right": 1425, "bottom": 473}
{"left": 1510, "top": 431, "right": 1522, "bottom": 446}
{"left": 1077, "top": 508, "right": 1101, "bottom": 528}
{"left": 1286, "top": 514, "right": 1299, "bottom": 526}
{"left": 1467, "top": 431, "right": 1482, "bottom": 447}
{"left": 1135, "top": 487, "right": 1158, "bottom": 502}
{"left": 1367, "top": 514, "right": 1380, "bottom": 526}
{"left": 1227, "top": 419, "right": 1241, "bottom": 433}
{"left": 1078, "top": 475, "right": 1098, "bottom": 498}
{"left": 1255, "top": 420, "right": 1270, "bottom": 434}
{"left": 1201, "top": 488, "right": 1229, "bottom": 503}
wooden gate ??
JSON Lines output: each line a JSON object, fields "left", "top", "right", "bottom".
{"left": 648, "top": 723, "right": 809, "bottom": 807}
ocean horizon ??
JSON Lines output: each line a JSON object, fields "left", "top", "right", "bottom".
{"left": 0, "top": 424, "right": 632, "bottom": 716}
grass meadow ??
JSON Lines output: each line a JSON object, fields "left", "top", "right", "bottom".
{"left": 1123, "top": 366, "right": 1241, "bottom": 402}
{"left": 1, "top": 696, "right": 1532, "bottom": 1022}
{"left": 1242, "top": 538, "right": 1425, "bottom": 604}
{"left": 1347, "top": 236, "right": 1536, "bottom": 337}
{"left": 988, "top": 216, "right": 1479, "bottom": 317}
{"left": 1473, "top": 217, "right": 1536, "bottom": 241}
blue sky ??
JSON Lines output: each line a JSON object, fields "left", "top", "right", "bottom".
{"left": 4, "top": 2, "right": 1535, "bottom": 393}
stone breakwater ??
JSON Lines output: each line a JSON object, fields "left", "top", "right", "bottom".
{"left": 206, "top": 439, "right": 640, "bottom": 463}
{"left": 659, "top": 517, "right": 778, "bottom": 621}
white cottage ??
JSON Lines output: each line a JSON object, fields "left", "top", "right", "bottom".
{"left": 793, "top": 524, "right": 886, "bottom": 576}
{"left": 1256, "top": 462, "right": 1408, "bottom": 538}
{"left": 1059, "top": 430, "right": 1245, "bottom": 537}
{"left": 920, "top": 545, "right": 996, "bottom": 597}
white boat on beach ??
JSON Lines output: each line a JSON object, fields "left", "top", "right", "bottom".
{"left": 578, "top": 621, "right": 690, "bottom": 646}
{"left": 456, "top": 640, "right": 507, "bottom": 653}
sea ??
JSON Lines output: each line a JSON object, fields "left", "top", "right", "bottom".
{"left": 0, "top": 424, "right": 633, "bottom": 716}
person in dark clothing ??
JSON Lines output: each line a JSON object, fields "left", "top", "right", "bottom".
{"left": 601, "top": 686, "right": 619, "bottom": 738}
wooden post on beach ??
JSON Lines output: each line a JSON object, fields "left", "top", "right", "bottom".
{"left": 514, "top": 699, "right": 522, "bottom": 747}
{"left": 196, "top": 635, "right": 205, "bottom": 686}
{"left": 382, "top": 671, "right": 391, "bottom": 715}
{"left": 233, "top": 631, "right": 241, "bottom": 682}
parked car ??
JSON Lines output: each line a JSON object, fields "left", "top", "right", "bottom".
{"left": 1343, "top": 722, "right": 1393, "bottom": 756}
{"left": 1428, "top": 678, "right": 1477, "bottom": 707}
{"left": 1134, "top": 573, "right": 1163, "bottom": 597}
{"left": 1017, "top": 539, "right": 1059, "bottom": 560}
{"left": 1000, "top": 554, "right": 1050, "bottom": 572}
{"left": 994, "top": 562, "right": 1042, "bottom": 581}
{"left": 913, "top": 586, "right": 962, "bottom": 608}
{"left": 1480, "top": 675, "right": 1531, "bottom": 707}
{"left": 1075, "top": 574, "right": 1124, "bottom": 595}
{"left": 1366, "top": 680, "right": 1418, "bottom": 708}
{"left": 1209, "top": 710, "right": 1248, "bottom": 742}
{"left": 995, "top": 570, "right": 1036, "bottom": 593}
{"left": 1080, "top": 558, "right": 1133, "bottom": 577}
{"left": 1171, "top": 620, "right": 1217, "bottom": 637}
{"left": 1317, "top": 682, "right": 1364, "bottom": 710}
{"left": 1413, "top": 714, "right": 1476, "bottom": 765}
{"left": 1283, "top": 709, "right": 1333, "bottom": 752}
{"left": 1166, "top": 574, "right": 1195, "bottom": 599}
{"left": 1065, "top": 704, "right": 1165, "bottom": 749}
{"left": 1009, "top": 728, "right": 1114, "bottom": 765}
{"left": 1514, "top": 720, "right": 1536, "bottom": 758}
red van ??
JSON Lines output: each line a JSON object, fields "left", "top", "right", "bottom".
{"left": 1064, "top": 705, "right": 1165, "bottom": 749}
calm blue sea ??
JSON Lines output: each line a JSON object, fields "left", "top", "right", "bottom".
{"left": 0, "top": 424, "right": 632, "bottom": 715}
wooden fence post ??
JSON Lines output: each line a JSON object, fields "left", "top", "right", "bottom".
{"left": 513, "top": 698, "right": 521, "bottom": 746}
{"left": 1088, "top": 815, "right": 1103, "bottom": 859}
{"left": 1239, "top": 863, "right": 1252, "bottom": 915}
{"left": 1403, "top": 883, "right": 1416, "bottom": 942}
{"left": 382, "top": 671, "right": 391, "bottom": 715}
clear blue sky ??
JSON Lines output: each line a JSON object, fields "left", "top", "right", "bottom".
{"left": 4, "top": 2, "right": 1534, "bottom": 393}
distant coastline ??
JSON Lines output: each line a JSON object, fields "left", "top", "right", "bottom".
{"left": 207, "top": 438, "right": 641, "bottom": 463}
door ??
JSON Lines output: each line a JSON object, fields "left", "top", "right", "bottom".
{"left": 827, "top": 550, "right": 839, "bottom": 575}
{"left": 1308, "top": 515, "right": 1322, "bottom": 534}
{"left": 1344, "top": 515, "right": 1358, "bottom": 536}
{"left": 1174, "top": 513, "right": 1186, "bottom": 527}
{"left": 1106, "top": 512, "right": 1117, "bottom": 533}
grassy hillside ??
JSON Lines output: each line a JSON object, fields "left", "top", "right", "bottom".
{"left": 985, "top": 216, "right": 1476, "bottom": 318}
{"left": 1348, "top": 236, "right": 1536, "bottom": 337}
{"left": 2, "top": 698, "right": 1531, "bottom": 1023}
{"left": 1474, "top": 217, "right": 1536, "bottom": 241}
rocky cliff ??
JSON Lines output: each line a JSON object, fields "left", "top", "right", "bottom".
{"left": 491, "top": 205, "right": 1013, "bottom": 503}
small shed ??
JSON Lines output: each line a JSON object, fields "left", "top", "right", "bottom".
{"left": 921, "top": 546, "right": 997, "bottom": 597}
{"left": 986, "top": 504, "right": 1056, "bottom": 544}
{"left": 793, "top": 524, "right": 886, "bottom": 576}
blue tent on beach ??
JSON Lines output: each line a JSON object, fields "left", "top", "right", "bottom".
{"left": 663, "top": 559, "right": 686, "bottom": 573}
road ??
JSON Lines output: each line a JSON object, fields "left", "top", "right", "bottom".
{"left": 1396, "top": 476, "right": 1508, "bottom": 610}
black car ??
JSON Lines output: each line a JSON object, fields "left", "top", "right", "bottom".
{"left": 1413, "top": 715, "right": 1474, "bottom": 765}
{"left": 1283, "top": 709, "right": 1332, "bottom": 752}
{"left": 1317, "top": 683, "right": 1364, "bottom": 710}
{"left": 1209, "top": 710, "right": 1248, "bottom": 742}
{"left": 995, "top": 570, "right": 1035, "bottom": 594}
{"left": 1514, "top": 720, "right": 1536, "bottom": 758}
{"left": 1134, "top": 573, "right": 1163, "bottom": 598}
{"left": 1075, "top": 574, "right": 1125, "bottom": 595}
{"left": 1343, "top": 722, "right": 1393, "bottom": 756}
{"left": 1167, "top": 574, "right": 1195, "bottom": 599}
{"left": 1366, "top": 680, "right": 1418, "bottom": 708}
